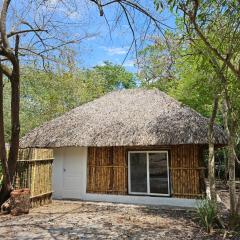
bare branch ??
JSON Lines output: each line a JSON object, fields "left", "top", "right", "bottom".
{"left": 7, "top": 29, "right": 47, "bottom": 39}
{"left": 89, "top": 0, "right": 104, "bottom": 16}
{"left": 179, "top": 2, "right": 240, "bottom": 80}
{"left": 15, "top": 35, "right": 20, "bottom": 58}
{"left": 119, "top": 2, "right": 138, "bottom": 64}
{"left": 0, "top": 0, "right": 11, "bottom": 48}
{"left": 21, "top": 21, "right": 48, "bottom": 51}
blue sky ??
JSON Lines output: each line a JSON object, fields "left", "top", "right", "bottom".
{"left": 76, "top": 2, "right": 176, "bottom": 73}
{"left": 9, "top": 0, "right": 176, "bottom": 73}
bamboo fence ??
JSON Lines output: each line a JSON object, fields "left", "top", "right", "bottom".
{"left": 14, "top": 148, "right": 54, "bottom": 207}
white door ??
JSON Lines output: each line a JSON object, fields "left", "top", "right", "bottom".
{"left": 62, "top": 150, "right": 82, "bottom": 199}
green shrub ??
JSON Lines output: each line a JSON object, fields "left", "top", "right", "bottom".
{"left": 196, "top": 198, "right": 218, "bottom": 233}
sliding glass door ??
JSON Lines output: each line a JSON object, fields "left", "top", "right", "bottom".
{"left": 128, "top": 151, "right": 170, "bottom": 196}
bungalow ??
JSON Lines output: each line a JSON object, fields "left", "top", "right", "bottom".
{"left": 20, "top": 89, "right": 227, "bottom": 207}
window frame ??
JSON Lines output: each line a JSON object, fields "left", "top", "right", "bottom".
{"left": 128, "top": 150, "right": 170, "bottom": 197}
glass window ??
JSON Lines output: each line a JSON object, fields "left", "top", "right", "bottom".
{"left": 129, "top": 151, "right": 169, "bottom": 196}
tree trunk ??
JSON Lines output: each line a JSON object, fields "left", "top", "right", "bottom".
{"left": 0, "top": 62, "right": 20, "bottom": 206}
{"left": 8, "top": 68, "right": 20, "bottom": 184}
{"left": 0, "top": 1, "right": 21, "bottom": 206}
{"left": 208, "top": 95, "right": 218, "bottom": 202}
{"left": 228, "top": 138, "right": 236, "bottom": 215}
{"left": 0, "top": 68, "right": 13, "bottom": 205}
{"left": 223, "top": 149, "right": 228, "bottom": 183}
{"left": 222, "top": 96, "right": 237, "bottom": 215}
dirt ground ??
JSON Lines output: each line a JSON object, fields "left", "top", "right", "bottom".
{"left": 0, "top": 200, "right": 239, "bottom": 240}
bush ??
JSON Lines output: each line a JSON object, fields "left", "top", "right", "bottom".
{"left": 197, "top": 198, "right": 218, "bottom": 233}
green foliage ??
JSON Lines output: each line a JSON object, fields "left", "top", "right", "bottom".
{"left": 138, "top": 1, "right": 240, "bottom": 182}
{"left": 138, "top": 32, "right": 179, "bottom": 92}
{"left": 197, "top": 198, "right": 218, "bottom": 233}
{"left": 169, "top": 45, "right": 221, "bottom": 119}
{"left": 138, "top": 34, "right": 218, "bottom": 118}
{"left": 138, "top": 31, "right": 240, "bottom": 124}
{"left": 94, "top": 61, "right": 136, "bottom": 91}
{"left": 3, "top": 62, "right": 136, "bottom": 141}
{"left": 153, "top": 0, "right": 163, "bottom": 11}
{"left": 3, "top": 78, "right": 11, "bottom": 141}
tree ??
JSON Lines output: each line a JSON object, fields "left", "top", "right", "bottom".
{"left": 2, "top": 63, "right": 136, "bottom": 141}
{"left": 154, "top": 0, "right": 240, "bottom": 220}
{"left": 137, "top": 0, "right": 240, "bottom": 223}
{"left": 0, "top": 0, "right": 89, "bottom": 204}
{"left": 0, "top": 0, "right": 163, "bottom": 206}
{"left": 139, "top": 36, "right": 223, "bottom": 202}
{"left": 138, "top": 33, "right": 179, "bottom": 91}
{"left": 93, "top": 61, "right": 136, "bottom": 91}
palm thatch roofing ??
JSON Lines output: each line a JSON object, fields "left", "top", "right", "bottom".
{"left": 20, "top": 89, "right": 227, "bottom": 148}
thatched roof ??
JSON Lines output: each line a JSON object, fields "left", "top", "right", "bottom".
{"left": 20, "top": 89, "right": 227, "bottom": 148}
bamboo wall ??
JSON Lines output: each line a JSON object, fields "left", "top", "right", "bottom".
{"left": 170, "top": 145, "right": 206, "bottom": 198}
{"left": 87, "top": 147, "right": 127, "bottom": 195}
{"left": 14, "top": 148, "right": 53, "bottom": 207}
{"left": 87, "top": 145, "right": 206, "bottom": 199}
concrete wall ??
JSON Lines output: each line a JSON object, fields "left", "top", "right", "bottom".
{"left": 52, "top": 147, "right": 198, "bottom": 208}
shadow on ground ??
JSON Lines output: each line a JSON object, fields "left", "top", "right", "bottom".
{"left": 0, "top": 201, "right": 239, "bottom": 240}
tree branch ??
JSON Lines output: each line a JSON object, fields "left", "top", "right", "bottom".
{"left": 0, "top": 0, "right": 11, "bottom": 49}
{"left": 7, "top": 29, "right": 46, "bottom": 39}
{"left": 182, "top": 1, "right": 240, "bottom": 80}
{"left": 15, "top": 35, "right": 20, "bottom": 59}
{"left": 0, "top": 63, "right": 12, "bottom": 79}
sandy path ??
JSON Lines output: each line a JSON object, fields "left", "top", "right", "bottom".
{"left": 0, "top": 200, "right": 236, "bottom": 240}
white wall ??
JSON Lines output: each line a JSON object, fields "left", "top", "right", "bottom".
{"left": 52, "top": 147, "right": 198, "bottom": 208}
{"left": 52, "top": 148, "right": 63, "bottom": 199}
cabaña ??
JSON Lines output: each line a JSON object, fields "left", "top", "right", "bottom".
{"left": 20, "top": 89, "right": 227, "bottom": 207}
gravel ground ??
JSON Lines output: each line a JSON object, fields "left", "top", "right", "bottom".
{"left": 0, "top": 200, "right": 239, "bottom": 240}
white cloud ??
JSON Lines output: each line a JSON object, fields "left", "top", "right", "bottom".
{"left": 102, "top": 47, "right": 128, "bottom": 56}
{"left": 123, "top": 60, "right": 135, "bottom": 67}
{"left": 46, "top": 0, "right": 58, "bottom": 5}
{"left": 67, "top": 11, "right": 81, "bottom": 20}
{"left": 42, "top": 0, "right": 88, "bottom": 21}
{"left": 86, "top": 35, "right": 98, "bottom": 41}
{"left": 96, "top": 61, "right": 107, "bottom": 66}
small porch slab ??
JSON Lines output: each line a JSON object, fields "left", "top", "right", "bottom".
{"left": 81, "top": 194, "right": 199, "bottom": 208}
